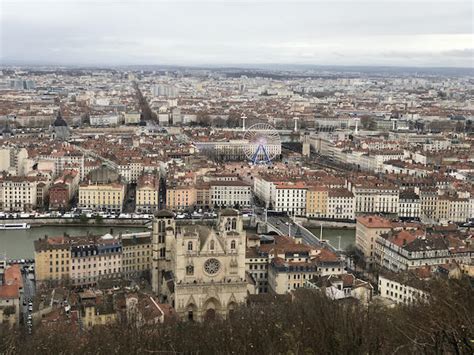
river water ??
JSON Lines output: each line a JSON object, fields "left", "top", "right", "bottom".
{"left": 308, "top": 227, "right": 356, "bottom": 250}
{"left": 0, "top": 225, "right": 356, "bottom": 260}
{"left": 0, "top": 225, "right": 148, "bottom": 259}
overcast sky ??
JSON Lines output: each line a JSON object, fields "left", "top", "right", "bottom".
{"left": 1, "top": 0, "right": 473, "bottom": 67}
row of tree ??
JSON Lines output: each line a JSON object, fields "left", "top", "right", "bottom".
{"left": 1, "top": 278, "right": 472, "bottom": 354}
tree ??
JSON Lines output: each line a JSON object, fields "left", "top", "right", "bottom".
{"left": 360, "top": 116, "right": 376, "bottom": 130}
{"left": 196, "top": 112, "right": 211, "bottom": 127}
{"left": 466, "top": 119, "right": 472, "bottom": 133}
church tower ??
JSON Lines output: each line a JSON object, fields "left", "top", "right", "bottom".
{"left": 151, "top": 210, "right": 175, "bottom": 295}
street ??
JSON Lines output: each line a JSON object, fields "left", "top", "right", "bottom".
{"left": 21, "top": 269, "right": 35, "bottom": 332}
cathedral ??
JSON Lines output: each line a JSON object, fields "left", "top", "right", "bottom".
{"left": 151, "top": 209, "right": 248, "bottom": 321}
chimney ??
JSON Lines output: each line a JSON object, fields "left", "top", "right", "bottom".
{"left": 368, "top": 217, "right": 373, "bottom": 223}
{"left": 402, "top": 239, "right": 407, "bottom": 246}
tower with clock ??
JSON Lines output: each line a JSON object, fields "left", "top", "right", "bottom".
{"left": 152, "top": 208, "right": 248, "bottom": 321}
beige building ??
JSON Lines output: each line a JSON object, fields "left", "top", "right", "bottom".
{"left": 195, "top": 183, "right": 211, "bottom": 209}
{"left": 79, "top": 290, "right": 117, "bottom": 329}
{"left": 69, "top": 235, "right": 122, "bottom": 286}
{"left": 356, "top": 215, "right": 392, "bottom": 269}
{"left": 306, "top": 186, "right": 328, "bottom": 218}
{"left": 435, "top": 195, "right": 469, "bottom": 223}
{"left": 34, "top": 236, "right": 71, "bottom": 284}
{"left": 0, "top": 176, "right": 48, "bottom": 211}
{"left": 166, "top": 184, "right": 196, "bottom": 211}
{"left": 246, "top": 235, "right": 344, "bottom": 295}
{"left": 123, "top": 112, "right": 141, "bottom": 125}
{"left": 135, "top": 174, "right": 160, "bottom": 213}
{"left": 79, "top": 182, "right": 126, "bottom": 212}
{"left": 122, "top": 232, "right": 152, "bottom": 277}
{"left": 152, "top": 209, "right": 247, "bottom": 321}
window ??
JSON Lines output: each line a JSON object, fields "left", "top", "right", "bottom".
{"left": 210, "top": 240, "right": 215, "bottom": 250}
{"left": 187, "top": 241, "right": 193, "bottom": 251}
{"left": 186, "top": 265, "right": 194, "bottom": 275}
{"left": 230, "top": 240, "right": 236, "bottom": 250}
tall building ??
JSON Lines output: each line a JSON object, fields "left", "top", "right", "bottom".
{"left": 356, "top": 215, "right": 392, "bottom": 269}
{"left": 152, "top": 209, "right": 247, "bottom": 321}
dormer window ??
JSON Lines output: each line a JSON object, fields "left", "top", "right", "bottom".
{"left": 187, "top": 241, "right": 193, "bottom": 251}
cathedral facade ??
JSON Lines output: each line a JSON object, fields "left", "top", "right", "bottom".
{"left": 152, "top": 209, "right": 248, "bottom": 321}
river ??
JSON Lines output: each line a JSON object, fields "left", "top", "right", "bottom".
{"left": 1, "top": 225, "right": 356, "bottom": 260}
{"left": 308, "top": 227, "right": 355, "bottom": 250}
{"left": 0, "top": 225, "right": 149, "bottom": 259}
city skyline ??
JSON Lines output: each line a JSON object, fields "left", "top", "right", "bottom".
{"left": 1, "top": 0, "right": 473, "bottom": 68}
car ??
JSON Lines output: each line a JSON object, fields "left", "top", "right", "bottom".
{"left": 23, "top": 300, "right": 27, "bottom": 306}
{"left": 27, "top": 314, "right": 32, "bottom": 320}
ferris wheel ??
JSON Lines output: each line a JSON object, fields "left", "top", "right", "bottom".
{"left": 243, "top": 123, "right": 281, "bottom": 164}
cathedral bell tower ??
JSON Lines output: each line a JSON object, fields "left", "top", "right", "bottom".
{"left": 217, "top": 208, "right": 243, "bottom": 235}
{"left": 152, "top": 210, "right": 175, "bottom": 295}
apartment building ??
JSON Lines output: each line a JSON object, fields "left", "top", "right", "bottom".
{"left": 351, "top": 182, "right": 399, "bottom": 216}
{"left": 210, "top": 180, "right": 252, "bottom": 208}
{"left": 246, "top": 235, "right": 343, "bottom": 295}
{"left": 378, "top": 274, "right": 428, "bottom": 305}
{"left": 274, "top": 182, "right": 307, "bottom": 216}
{"left": 38, "top": 150, "right": 85, "bottom": 179}
{"left": 375, "top": 229, "right": 473, "bottom": 272}
{"left": 34, "top": 236, "right": 71, "bottom": 283}
{"left": 195, "top": 183, "right": 211, "bottom": 209}
{"left": 79, "top": 290, "right": 117, "bottom": 329}
{"left": 49, "top": 169, "right": 80, "bottom": 210}
{"left": 327, "top": 188, "right": 355, "bottom": 220}
{"left": 0, "top": 175, "right": 49, "bottom": 212}
{"left": 306, "top": 186, "right": 328, "bottom": 218}
{"left": 355, "top": 216, "right": 392, "bottom": 269}
{"left": 79, "top": 182, "right": 126, "bottom": 213}
{"left": 436, "top": 195, "right": 469, "bottom": 223}
{"left": 70, "top": 235, "right": 122, "bottom": 286}
{"left": 398, "top": 189, "right": 421, "bottom": 220}
{"left": 253, "top": 175, "right": 278, "bottom": 207}
{"left": 121, "top": 233, "right": 152, "bottom": 277}
{"left": 166, "top": 184, "right": 196, "bottom": 211}
{"left": 135, "top": 174, "right": 160, "bottom": 213}
{"left": 417, "top": 188, "right": 438, "bottom": 222}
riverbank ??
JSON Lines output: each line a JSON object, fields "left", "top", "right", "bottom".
{"left": 298, "top": 218, "right": 356, "bottom": 229}
{"left": 2, "top": 218, "right": 150, "bottom": 228}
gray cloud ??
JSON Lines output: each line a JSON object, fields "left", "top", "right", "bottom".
{"left": 1, "top": 0, "right": 472, "bottom": 67}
